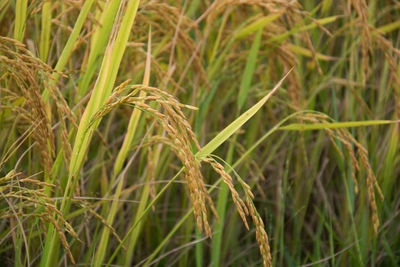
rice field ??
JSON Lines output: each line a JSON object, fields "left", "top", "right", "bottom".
{"left": 0, "top": 0, "right": 400, "bottom": 266}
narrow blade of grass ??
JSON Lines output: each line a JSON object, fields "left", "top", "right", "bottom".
{"left": 278, "top": 120, "right": 398, "bottom": 131}
{"left": 197, "top": 69, "right": 292, "bottom": 159}
{"left": 234, "top": 13, "right": 282, "bottom": 40}
{"left": 77, "top": 0, "right": 122, "bottom": 99}
{"left": 14, "top": 0, "right": 27, "bottom": 42}
{"left": 237, "top": 27, "right": 262, "bottom": 110}
{"left": 39, "top": 1, "right": 51, "bottom": 62}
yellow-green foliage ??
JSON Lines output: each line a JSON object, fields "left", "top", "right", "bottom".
{"left": 1, "top": 1, "right": 400, "bottom": 266}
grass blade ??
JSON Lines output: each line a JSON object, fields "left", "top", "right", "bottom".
{"left": 237, "top": 27, "right": 262, "bottom": 110}
{"left": 279, "top": 120, "right": 398, "bottom": 131}
{"left": 198, "top": 69, "right": 292, "bottom": 159}
{"left": 14, "top": 0, "right": 27, "bottom": 42}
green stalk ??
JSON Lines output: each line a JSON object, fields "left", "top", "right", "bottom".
{"left": 94, "top": 27, "right": 151, "bottom": 267}
{"left": 76, "top": 0, "right": 122, "bottom": 100}
{"left": 39, "top": 1, "right": 51, "bottom": 62}
{"left": 40, "top": 1, "right": 141, "bottom": 266}
{"left": 65, "top": 0, "right": 140, "bottom": 212}
{"left": 14, "top": 0, "right": 27, "bottom": 42}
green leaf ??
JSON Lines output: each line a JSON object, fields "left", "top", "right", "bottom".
{"left": 234, "top": 13, "right": 281, "bottom": 40}
{"left": 197, "top": 69, "right": 292, "bottom": 159}
{"left": 279, "top": 120, "right": 397, "bottom": 131}
{"left": 237, "top": 27, "right": 263, "bottom": 110}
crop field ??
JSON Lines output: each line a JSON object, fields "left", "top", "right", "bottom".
{"left": 0, "top": 0, "right": 400, "bottom": 266}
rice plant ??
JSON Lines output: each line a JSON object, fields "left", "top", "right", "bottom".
{"left": 1, "top": 0, "right": 399, "bottom": 266}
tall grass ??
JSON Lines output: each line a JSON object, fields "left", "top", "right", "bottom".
{"left": 1, "top": 0, "right": 400, "bottom": 266}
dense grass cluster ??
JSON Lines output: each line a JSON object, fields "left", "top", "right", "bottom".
{"left": 1, "top": 0, "right": 400, "bottom": 266}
